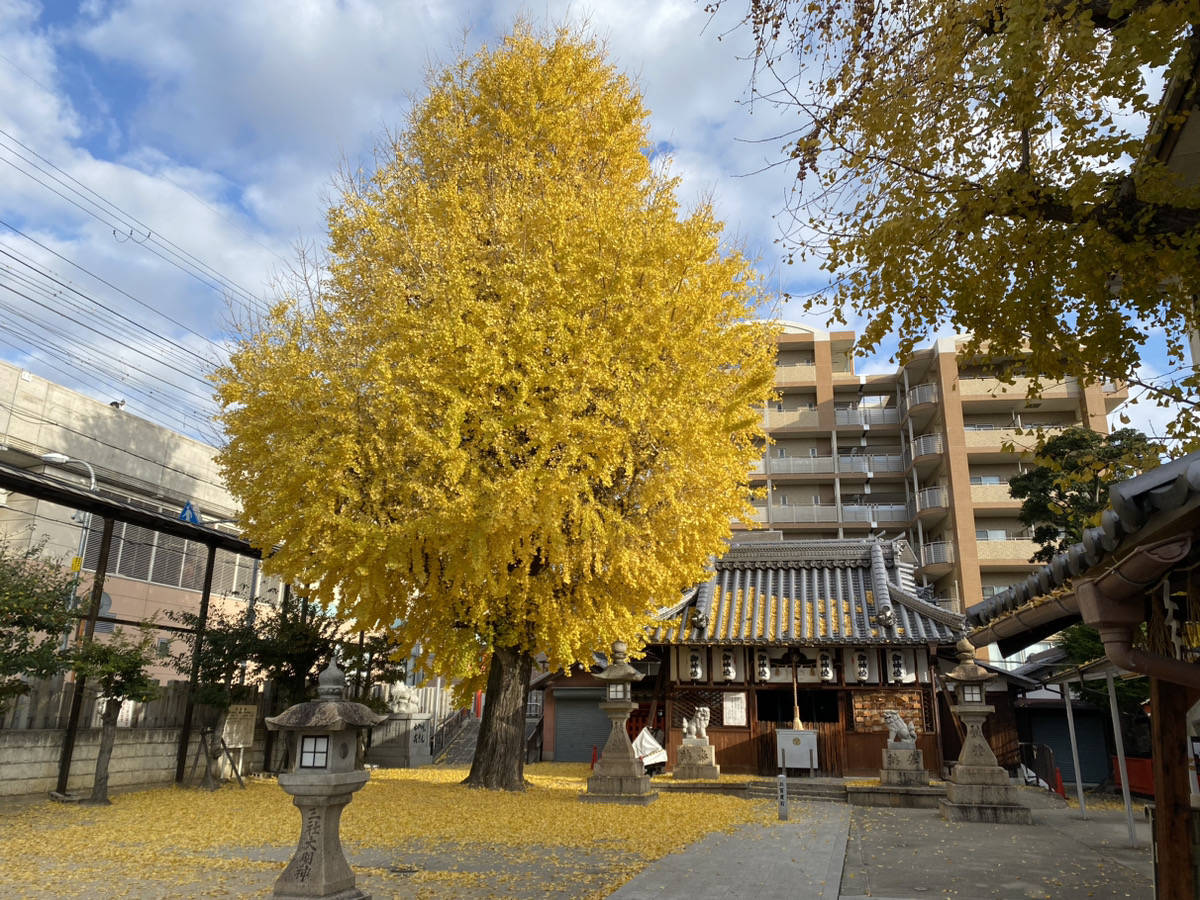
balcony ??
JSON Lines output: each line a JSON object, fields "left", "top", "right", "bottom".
{"left": 774, "top": 363, "right": 816, "bottom": 383}
{"left": 976, "top": 539, "right": 1039, "bottom": 561}
{"left": 922, "top": 541, "right": 956, "bottom": 566}
{"left": 959, "top": 376, "right": 1081, "bottom": 400}
{"left": 763, "top": 408, "right": 821, "bottom": 429}
{"left": 970, "top": 483, "right": 1014, "bottom": 504}
{"left": 836, "top": 407, "right": 901, "bottom": 427}
{"left": 961, "top": 426, "right": 1064, "bottom": 452}
{"left": 906, "top": 383, "right": 939, "bottom": 409}
{"left": 767, "top": 455, "right": 835, "bottom": 475}
{"left": 912, "top": 486, "right": 947, "bottom": 514}
{"left": 840, "top": 503, "right": 909, "bottom": 524}
{"left": 906, "top": 433, "right": 944, "bottom": 462}
{"left": 836, "top": 453, "right": 905, "bottom": 475}
{"left": 761, "top": 453, "right": 906, "bottom": 477}
{"left": 767, "top": 504, "right": 841, "bottom": 524}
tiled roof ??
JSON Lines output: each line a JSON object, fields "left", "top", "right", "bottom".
{"left": 650, "top": 538, "right": 962, "bottom": 646}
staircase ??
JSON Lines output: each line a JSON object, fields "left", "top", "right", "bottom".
{"left": 746, "top": 778, "right": 848, "bottom": 803}
{"left": 437, "top": 716, "right": 481, "bottom": 765}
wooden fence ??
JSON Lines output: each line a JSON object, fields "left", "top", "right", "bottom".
{"left": 0, "top": 674, "right": 262, "bottom": 732}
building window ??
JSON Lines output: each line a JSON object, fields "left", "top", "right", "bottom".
{"left": 975, "top": 529, "right": 1008, "bottom": 542}
{"left": 969, "top": 475, "right": 1004, "bottom": 485}
{"left": 776, "top": 447, "right": 787, "bottom": 458}
{"left": 809, "top": 448, "right": 819, "bottom": 457}
{"left": 300, "top": 735, "right": 330, "bottom": 769}
{"left": 778, "top": 494, "right": 789, "bottom": 505}
{"left": 776, "top": 401, "right": 784, "bottom": 412}
{"left": 156, "top": 638, "right": 171, "bottom": 656}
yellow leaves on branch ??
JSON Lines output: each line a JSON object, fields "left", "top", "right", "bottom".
{"left": 214, "top": 22, "right": 777, "bottom": 683}
{"left": 740, "top": 0, "right": 1200, "bottom": 442}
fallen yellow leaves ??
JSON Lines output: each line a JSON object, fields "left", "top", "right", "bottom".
{"left": 0, "top": 763, "right": 780, "bottom": 899}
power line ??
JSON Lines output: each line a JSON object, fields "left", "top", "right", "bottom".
{"left": 0, "top": 128, "right": 271, "bottom": 315}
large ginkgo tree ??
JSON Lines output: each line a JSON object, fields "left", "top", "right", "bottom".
{"left": 214, "top": 23, "right": 776, "bottom": 790}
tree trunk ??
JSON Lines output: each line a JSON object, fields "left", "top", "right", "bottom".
{"left": 463, "top": 645, "right": 534, "bottom": 791}
{"left": 88, "top": 698, "right": 122, "bottom": 805}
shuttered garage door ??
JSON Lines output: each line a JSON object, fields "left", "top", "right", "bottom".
{"left": 554, "top": 689, "right": 612, "bottom": 762}
{"left": 1031, "top": 713, "right": 1111, "bottom": 785}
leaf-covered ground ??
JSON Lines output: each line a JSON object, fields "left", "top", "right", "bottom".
{"left": 0, "top": 764, "right": 779, "bottom": 899}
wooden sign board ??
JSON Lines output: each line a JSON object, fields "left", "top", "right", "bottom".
{"left": 223, "top": 704, "right": 258, "bottom": 749}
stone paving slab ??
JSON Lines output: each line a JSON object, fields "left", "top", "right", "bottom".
{"left": 605, "top": 801, "right": 850, "bottom": 900}
{"left": 838, "top": 802, "right": 1153, "bottom": 900}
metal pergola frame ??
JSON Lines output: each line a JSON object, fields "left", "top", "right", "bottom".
{"left": 0, "top": 459, "right": 264, "bottom": 791}
{"left": 1040, "top": 660, "right": 1151, "bottom": 846}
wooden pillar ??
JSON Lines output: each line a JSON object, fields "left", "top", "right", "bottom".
{"left": 1151, "top": 676, "right": 1197, "bottom": 900}
{"left": 56, "top": 516, "right": 114, "bottom": 795}
{"left": 175, "top": 544, "right": 217, "bottom": 784}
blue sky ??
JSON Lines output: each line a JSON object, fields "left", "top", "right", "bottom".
{"left": 0, "top": 0, "right": 1171, "bottom": 443}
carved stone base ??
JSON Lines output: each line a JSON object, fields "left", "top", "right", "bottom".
{"left": 274, "top": 888, "right": 371, "bottom": 900}
{"left": 582, "top": 773, "right": 658, "bottom": 804}
{"left": 938, "top": 763, "right": 1033, "bottom": 825}
{"left": 674, "top": 738, "right": 720, "bottom": 780}
{"left": 880, "top": 748, "right": 928, "bottom": 786}
{"left": 939, "top": 798, "right": 1034, "bottom": 824}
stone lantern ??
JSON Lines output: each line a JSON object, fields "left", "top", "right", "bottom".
{"left": 581, "top": 641, "right": 657, "bottom": 805}
{"left": 938, "top": 638, "right": 1032, "bottom": 824}
{"left": 265, "top": 661, "right": 388, "bottom": 899}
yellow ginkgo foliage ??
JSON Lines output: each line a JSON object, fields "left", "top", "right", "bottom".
{"left": 214, "top": 23, "right": 777, "bottom": 790}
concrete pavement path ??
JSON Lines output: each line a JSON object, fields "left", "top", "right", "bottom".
{"left": 605, "top": 801, "right": 850, "bottom": 900}
{"left": 602, "top": 790, "right": 1154, "bottom": 900}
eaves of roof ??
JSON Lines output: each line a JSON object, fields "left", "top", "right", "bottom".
{"left": 966, "top": 452, "right": 1200, "bottom": 645}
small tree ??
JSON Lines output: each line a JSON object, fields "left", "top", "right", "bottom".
{"left": 340, "top": 631, "right": 407, "bottom": 708}
{"left": 69, "top": 627, "right": 158, "bottom": 805}
{"left": 167, "top": 604, "right": 261, "bottom": 757}
{"left": 253, "top": 599, "right": 345, "bottom": 708}
{"left": 0, "top": 536, "right": 78, "bottom": 710}
{"left": 1008, "top": 426, "right": 1163, "bottom": 563}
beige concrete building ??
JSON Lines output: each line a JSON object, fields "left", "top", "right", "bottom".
{"left": 0, "top": 360, "right": 262, "bottom": 679}
{"left": 742, "top": 324, "right": 1125, "bottom": 621}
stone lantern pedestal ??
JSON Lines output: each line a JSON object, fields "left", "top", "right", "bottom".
{"left": 939, "top": 640, "right": 1032, "bottom": 825}
{"left": 266, "top": 661, "right": 388, "bottom": 899}
{"left": 581, "top": 641, "right": 658, "bottom": 806}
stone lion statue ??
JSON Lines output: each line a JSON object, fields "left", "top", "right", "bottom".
{"left": 682, "top": 707, "right": 711, "bottom": 740}
{"left": 391, "top": 683, "right": 420, "bottom": 714}
{"left": 883, "top": 710, "right": 918, "bottom": 744}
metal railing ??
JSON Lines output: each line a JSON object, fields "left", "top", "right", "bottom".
{"left": 837, "top": 453, "right": 905, "bottom": 474}
{"left": 907, "top": 433, "right": 944, "bottom": 461}
{"left": 430, "top": 707, "right": 470, "bottom": 759}
{"left": 1019, "top": 742, "right": 1059, "bottom": 793}
{"left": 526, "top": 716, "right": 544, "bottom": 764}
{"left": 913, "top": 486, "right": 947, "bottom": 513}
{"left": 835, "top": 407, "right": 901, "bottom": 426}
{"left": 921, "top": 541, "right": 956, "bottom": 565}
{"left": 906, "top": 383, "right": 939, "bottom": 408}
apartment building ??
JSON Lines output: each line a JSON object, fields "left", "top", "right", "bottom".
{"left": 0, "top": 360, "right": 265, "bottom": 678}
{"left": 742, "top": 323, "right": 1124, "bottom": 618}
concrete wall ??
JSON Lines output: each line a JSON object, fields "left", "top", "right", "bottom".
{"left": 0, "top": 726, "right": 268, "bottom": 799}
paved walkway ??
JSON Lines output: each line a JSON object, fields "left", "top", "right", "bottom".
{"left": 604, "top": 791, "right": 1154, "bottom": 900}
{"left": 607, "top": 802, "right": 849, "bottom": 900}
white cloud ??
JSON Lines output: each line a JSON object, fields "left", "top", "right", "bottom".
{"left": 0, "top": 0, "right": 861, "bottom": 438}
